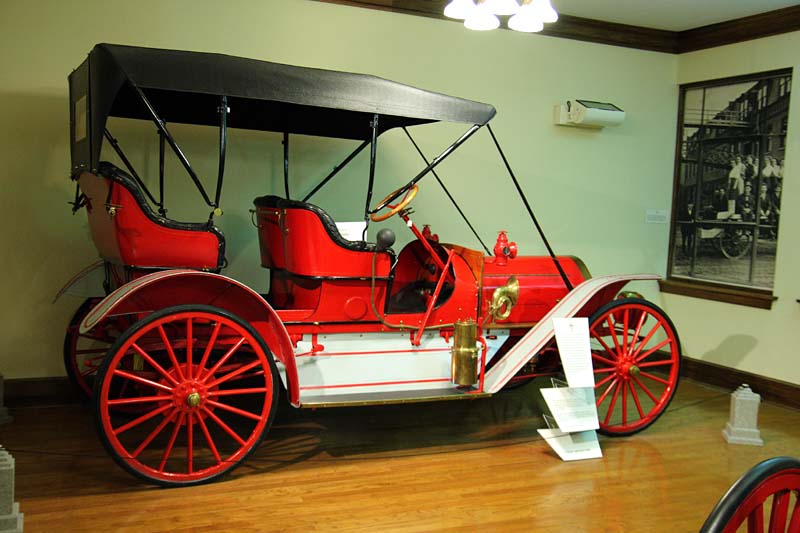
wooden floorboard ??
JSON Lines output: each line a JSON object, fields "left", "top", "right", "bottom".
{"left": 1, "top": 379, "right": 798, "bottom": 531}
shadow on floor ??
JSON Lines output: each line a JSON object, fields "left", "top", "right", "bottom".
{"left": 1, "top": 381, "right": 550, "bottom": 495}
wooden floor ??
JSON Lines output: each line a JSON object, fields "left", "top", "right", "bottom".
{"left": 1, "top": 378, "right": 799, "bottom": 532}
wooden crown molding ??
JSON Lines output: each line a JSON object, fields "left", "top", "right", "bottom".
{"left": 316, "top": 1, "right": 800, "bottom": 54}
{"left": 540, "top": 14, "right": 677, "bottom": 53}
{"left": 679, "top": 5, "right": 800, "bottom": 53}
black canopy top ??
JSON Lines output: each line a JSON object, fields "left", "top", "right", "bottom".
{"left": 69, "top": 43, "right": 496, "bottom": 173}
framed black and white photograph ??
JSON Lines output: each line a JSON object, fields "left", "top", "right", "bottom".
{"left": 667, "top": 69, "right": 792, "bottom": 298}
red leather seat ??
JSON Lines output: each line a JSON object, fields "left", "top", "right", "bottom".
{"left": 253, "top": 195, "right": 391, "bottom": 278}
{"left": 79, "top": 162, "right": 225, "bottom": 271}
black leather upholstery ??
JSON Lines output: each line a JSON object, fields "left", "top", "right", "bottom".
{"left": 386, "top": 280, "right": 454, "bottom": 314}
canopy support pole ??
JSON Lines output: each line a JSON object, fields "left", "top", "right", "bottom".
{"left": 486, "top": 124, "right": 573, "bottom": 292}
{"left": 402, "top": 127, "right": 490, "bottom": 255}
{"left": 158, "top": 126, "right": 166, "bottom": 216}
{"left": 213, "top": 96, "right": 229, "bottom": 219}
{"left": 103, "top": 129, "right": 162, "bottom": 209}
{"left": 303, "top": 139, "right": 371, "bottom": 202}
{"left": 372, "top": 124, "right": 481, "bottom": 213}
{"left": 283, "top": 131, "right": 290, "bottom": 199}
{"left": 131, "top": 85, "right": 214, "bottom": 208}
{"left": 363, "top": 114, "right": 380, "bottom": 238}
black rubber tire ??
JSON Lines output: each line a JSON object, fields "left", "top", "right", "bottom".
{"left": 700, "top": 456, "right": 800, "bottom": 533}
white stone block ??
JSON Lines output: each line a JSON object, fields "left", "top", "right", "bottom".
{"left": 0, "top": 449, "right": 22, "bottom": 532}
{"left": 0, "top": 503, "right": 23, "bottom": 533}
{"left": 722, "top": 384, "right": 764, "bottom": 446}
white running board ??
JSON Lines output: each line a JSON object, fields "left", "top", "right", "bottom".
{"left": 482, "top": 274, "right": 660, "bottom": 394}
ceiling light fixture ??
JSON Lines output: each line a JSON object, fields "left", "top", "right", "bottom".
{"left": 464, "top": 0, "right": 500, "bottom": 31}
{"left": 446, "top": 0, "right": 558, "bottom": 32}
{"left": 531, "top": 0, "right": 559, "bottom": 23}
{"left": 508, "top": 9, "right": 544, "bottom": 33}
{"left": 444, "top": 0, "right": 476, "bottom": 20}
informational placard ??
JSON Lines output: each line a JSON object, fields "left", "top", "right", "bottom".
{"left": 553, "top": 317, "right": 594, "bottom": 388}
{"left": 645, "top": 209, "right": 669, "bottom": 224}
{"left": 537, "top": 428, "right": 602, "bottom": 461}
{"left": 540, "top": 386, "right": 599, "bottom": 433}
{"left": 540, "top": 317, "right": 601, "bottom": 462}
{"left": 335, "top": 221, "right": 367, "bottom": 242}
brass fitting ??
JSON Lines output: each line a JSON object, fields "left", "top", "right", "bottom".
{"left": 489, "top": 276, "right": 519, "bottom": 321}
{"left": 451, "top": 319, "right": 479, "bottom": 385}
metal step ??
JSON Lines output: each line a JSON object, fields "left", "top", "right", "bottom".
{"left": 300, "top": 387, "right": 490, "bottom": 408}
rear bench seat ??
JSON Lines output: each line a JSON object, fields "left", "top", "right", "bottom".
{"left": 78, "top": 162, "right": 225, "bottom": 271}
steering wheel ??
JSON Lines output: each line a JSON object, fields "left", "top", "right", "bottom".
{"left": 370, "top": 184, "right": 418, "bottom": 222}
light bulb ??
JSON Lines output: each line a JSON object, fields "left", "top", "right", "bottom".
{"left": 444, "top": 0, "right": 476, "bottom": 20}
{"left": 464, "top": 1, "right": 500, "bottom": 30}
{"left": 508, "top": 11, "right": 544, "bottom": 32}
{"left": 530, "top": 0, "right": 558, "bottom": 23}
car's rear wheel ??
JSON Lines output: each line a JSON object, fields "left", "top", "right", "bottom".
{"left": 64, "top": 297, "right": 114, "bottom": 398}
{"left": 94, "top": 304, "right": 279, "bottom": 486}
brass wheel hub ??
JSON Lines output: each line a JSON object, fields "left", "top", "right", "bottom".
{"left": 616, "top": 357, "right": 640, "bottom": 380}
{"left": 187, "top": 392, "right": 201, "bottom": 408}
{"left": 172, "top": 381, "right": 206, "bottom": 412}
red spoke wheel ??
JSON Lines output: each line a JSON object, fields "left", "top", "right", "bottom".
{"left": 64, "top": 297, "right": 116, "bottom": 398}
{"left": 589, "top": 298, "right": 681, "bottom": 436}
{"left": 94, "top": 304, "right": 279, "bottom": 486}
{"left": 701, "top": 456, "right": 800, "bottom": 533}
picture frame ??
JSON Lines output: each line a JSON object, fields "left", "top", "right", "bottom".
{"left": 662, "top": 68, "right": 792, "bottom": 308}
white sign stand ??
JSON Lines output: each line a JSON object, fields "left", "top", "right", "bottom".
{"left": 540, "top": 386, "right": 598, "bottom": 433}
{"left": 538, "top": 318, "right": 602, "bottom": 461}
{"left": 537, "top": 428, "right": 602, "bottom": 461}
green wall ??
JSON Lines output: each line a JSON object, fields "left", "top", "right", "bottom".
{"left": 1, "top": 0, "right": 680, "bottom": 378}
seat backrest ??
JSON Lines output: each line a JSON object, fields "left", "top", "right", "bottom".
{"left": 253, "top": 195, "right": 390, "bottom": 278}
{"left": 252, "top": 196, "right": 288, "bottom": 271}
{"left": 78, "top": 162, "right": 225, "bottom": 271}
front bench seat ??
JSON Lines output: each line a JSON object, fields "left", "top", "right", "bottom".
{"left": 253, "top": 195, "right": 392, "bottom": 278}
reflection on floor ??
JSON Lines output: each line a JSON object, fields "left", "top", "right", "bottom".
{"left": 1, "top": 379, "right": 798, "bottom": 531}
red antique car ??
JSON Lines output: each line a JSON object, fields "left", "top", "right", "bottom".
{"left": 61, "top": 44, "right": 682, "bottom": 486}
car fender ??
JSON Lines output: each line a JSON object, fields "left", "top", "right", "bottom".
{"left": 483, "top": 273, "right": 661, "bottom": 394}
{"left": 53, "top": 259, "right": 105, "bottom": 303}
{"left": 80, "top": 269, "right": 300, "bottom": 406}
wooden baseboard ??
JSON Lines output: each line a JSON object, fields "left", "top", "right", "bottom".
{"left": 4, "top": 360, "right": 799, "bottom": 410}
{"left": 4, "top": 377, "right": 81, "bottom": 408}
{"left": 681, "top": 357, "right": 800, "bottom": 410}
